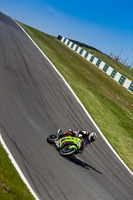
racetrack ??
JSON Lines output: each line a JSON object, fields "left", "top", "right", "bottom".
{"left": 0, "top": 12, "right": 133, "bottom": 200}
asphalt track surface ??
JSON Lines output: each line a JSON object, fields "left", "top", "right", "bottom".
{"left": 0, "top": 12, "right": 133, "bottom": 200}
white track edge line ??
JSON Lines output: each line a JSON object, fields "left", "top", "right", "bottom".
{"left": 0, "top": 134, "right": 40, "bottom": 200}
{"left": 11, "top": 18, "right": 132, "bottom": 178}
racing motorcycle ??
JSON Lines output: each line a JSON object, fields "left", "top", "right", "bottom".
{"left": 47, "top": 132, "right": 87, "bottom": 156}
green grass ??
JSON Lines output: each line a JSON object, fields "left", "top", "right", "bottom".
{"left": 0, "top": 144, "right": 34, "bottom": 200}
{"left": 83, "top": 47, "right": 133, "bottom": 81}
{"left": 0, "top": 21, "right": 133, "bottom": 199}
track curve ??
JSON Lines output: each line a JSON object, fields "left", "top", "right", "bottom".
{"left": 0, "top": 12, "right": 133, "bottom": 200}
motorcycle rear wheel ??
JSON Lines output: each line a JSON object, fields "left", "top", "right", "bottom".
{"left": 59, "top": 146, "right": 77, "bottom": 156}
{"left": 47, "top": 134, "right": 57, "bottom": 144}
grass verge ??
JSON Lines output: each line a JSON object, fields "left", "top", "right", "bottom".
{"left": 0, "top": 144, "right": 34, "bottom": 200}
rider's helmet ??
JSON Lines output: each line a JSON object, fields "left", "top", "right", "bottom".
{"left": 88, "top": 132, "right": 98, "bottom": 143}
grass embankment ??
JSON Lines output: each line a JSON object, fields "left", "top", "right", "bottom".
{"left": 83, "top": 47, "right": 133, "bottom": 81}
{"left": 0, "top": 144, "right": 34, "bottom": 200}
{"left": 18, "top": 22, "right": 133, "bottom": 172}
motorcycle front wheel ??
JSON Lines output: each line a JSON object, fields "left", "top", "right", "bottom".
{"left": 47, "top": 134, "right": 57, "bottom": 144}
{"left": 59, "top": 146, "right": 77, "bottom": 156}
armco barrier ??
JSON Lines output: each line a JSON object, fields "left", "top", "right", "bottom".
{"left": 59, "top": 36, "right": 133, "bottom": 94}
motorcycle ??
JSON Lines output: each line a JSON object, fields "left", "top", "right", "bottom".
{"left": 47, "top": 132, "right": 87, "bottom": 156}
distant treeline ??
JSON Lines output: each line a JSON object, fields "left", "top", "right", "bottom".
{"left": 57, "top": 35, "right": 103, "bottom": 54}
{"left": 69, "top": 39, "right": 103, "bottom": 53}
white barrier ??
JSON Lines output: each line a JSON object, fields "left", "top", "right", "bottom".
{"left": 60, "top": 36, "right": 133, "bottom": 93}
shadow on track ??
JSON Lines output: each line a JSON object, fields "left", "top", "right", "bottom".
{"left": 65, "top": 155, "right": 103, "bottom": 175}
{"left": 47, "top": 142, "right": 102, "bottom": 174}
